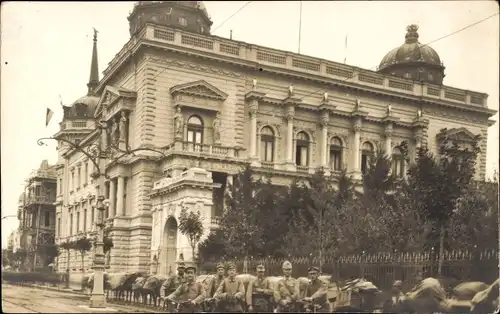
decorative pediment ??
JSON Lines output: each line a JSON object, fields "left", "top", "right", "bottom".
{"left": 436, "top": 127, "right": 478, "bottom": 143}
{"left": 170, "top": 80, "right": 228, "bottom": 101}
{"left": 94, "top": 85, "right": 137, "bottom": 117}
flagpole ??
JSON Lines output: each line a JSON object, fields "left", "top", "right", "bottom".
{"left": 344, "top": 33, "right": 348, "bottom": 64}
{"left": 298, "top": 1, "right": 302, "bottom": 54}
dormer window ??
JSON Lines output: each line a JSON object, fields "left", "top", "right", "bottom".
{"left": 404, "top": 72, "right": 411, "bottom": 79}
{"left": 179, "top": 17, "right": 188, "bottom": 26}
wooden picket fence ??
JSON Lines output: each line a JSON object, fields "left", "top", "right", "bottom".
{"left": 214, "top": 248, "right": 499, "bottom": 291}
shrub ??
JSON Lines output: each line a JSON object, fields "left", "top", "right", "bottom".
{"left": 1, "top": 271, "right": 61, "bottom": 286}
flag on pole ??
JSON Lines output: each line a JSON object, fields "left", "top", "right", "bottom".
{"left": 344, "top": 33, "right": 348, "bottom": 64}
{"left": 46, "top": 108, "right": 54, "bottom": 127}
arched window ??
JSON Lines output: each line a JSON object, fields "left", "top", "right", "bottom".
{"left": 186, "top": 115, "right": 203, "bottom": 151}
{"left": 260, "top": 126, "right": 275, "bottom": 162}
{"left": 295, "top": 131, "right": 310, "bottom": 166}
{"left": 329, "top": 137, "right": 343, "bottom": 171}
{"left": 361, "top": 141, "right": 374, "bottom": 174}
{"left": 392, "top": 147, "right": 405, "bottom": 178}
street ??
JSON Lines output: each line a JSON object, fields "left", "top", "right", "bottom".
{"left": 1, "top": 284, "right": 152, "bottom": 313}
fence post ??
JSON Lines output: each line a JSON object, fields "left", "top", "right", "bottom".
{"left": 360, "top": 251, "right": 366, "bottom": 278}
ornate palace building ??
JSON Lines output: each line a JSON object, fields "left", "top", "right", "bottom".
{"left": 17, "top": 160, "right": 57, "bottom": 271}
{"left": 54, "top": 1, "right": 496, "bottom": 275}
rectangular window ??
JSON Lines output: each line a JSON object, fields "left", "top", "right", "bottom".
{"left": 83, "top": 208, "right": 87, "bottom": 232}
{"left": 361, "top": 154, "right": 369, "bottom": 174}
{"left": 44, "top": 212, "right": 50, "bottom": 227}
{"left": 296, "top": 146, "right": 308, "bottom": 166}
{"left": 76, "top": 211, "right": 80, "bottom": 233}
{"left": 84, "top": 163, "right": 88, "bottom": 184}
{"left": 330, "top": 149, "right": 342, "bottom": 171}
{"left": 71, "top": 172, "right": 75, "bottom": 191}
{"left": 57, "top": 217, "right": 61, "bottom": 237}
{"left": 70, "top": 214, "right": 73, "bottom": 235}
{"left": 77, "top": 167, "right": 81, "bottom": 188}
{"left": 260, "top": 139, "right": 274, "bottom": 162}
{"left": 58, "top": 178, "right": 63, "bottom": 195}
{"left": 91, "top": 204, "right": 95, "bottom": 230}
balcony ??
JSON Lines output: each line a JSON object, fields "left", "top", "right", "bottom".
{"left": 59, "top": 120, "right": 95, "bottom": 131}
{"left": 25, "top": 195, "right": 56, "bottom": 207}
{"left": 164, "top": 141, "right": 238, "bottom": 159}
{"left": 101, "top": 24, "right": 489, "bottom": 110}
{"left": 210, "top": 216, "right": 221, "bottom": 230}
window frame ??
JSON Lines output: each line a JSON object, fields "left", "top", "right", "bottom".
{"left": 295, "top": 131, "right": 310, "bottom": 167}
{"left": 186, "top": 115, "right": 204, "bottom": 151}
{"left": 260, "top": 126, "right": 275, "bottom": 162}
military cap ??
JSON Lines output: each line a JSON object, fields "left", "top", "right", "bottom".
{"left": 184, "top": 261, "right": 196, "bottom": 272}
{"left": 216, "top": 262, "right": 225, "bottom": 270}
{"left": 256, "top": 264, "right": 265, "bottom": 271}
{"left": 226, "top": 262, "right": 236, "bottom": 270}
{"left": 282, "top": 261, "right": 292, "bottom": 269}
{"left": 393, "top": 280, "right": 403, "bottom": 287}
{"left": 308, "top": 266, "right": 320, "bottom": 273}
{"left": 177, "top": 261, "right": 186, "bottom": 270}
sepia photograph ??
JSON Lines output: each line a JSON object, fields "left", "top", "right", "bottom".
{"left": 1, "top": 1, "right": 499, "bottom": 313}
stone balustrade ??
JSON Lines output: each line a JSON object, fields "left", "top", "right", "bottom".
{"left": 101, "top": 24, "right": 488, "bottom": 108}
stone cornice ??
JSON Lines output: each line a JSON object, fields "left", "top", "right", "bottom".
{"left": 94, "top": 24, "right": 494, "bottom": 119}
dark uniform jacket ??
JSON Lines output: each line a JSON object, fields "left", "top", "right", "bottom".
{"left": 214, "top": 277, "right": 245, "bottom": 312}
{"left": 246, "top": 277, "right": 273, "bottom": 306}
{"left": 167, "top": 280, "right": 206, "bottom": 312}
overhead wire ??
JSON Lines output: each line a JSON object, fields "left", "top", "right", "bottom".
{"left": 296, "top": 12, "right": 500, "bottom": 102}
{"left": 212, "top": 12, "right": 499, "bottom": 136}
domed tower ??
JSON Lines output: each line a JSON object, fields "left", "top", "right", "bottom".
{"left": 128, "top": 1, "right": 212, "bottom": 37}
{"left": 58, "top": 29, "right": 99, "bottom": 151}
{"left": 378, "top": 25, "right": 445, "bottom": 85}
{"left": 61, "top": 29, "right": 100, "bottom": 122}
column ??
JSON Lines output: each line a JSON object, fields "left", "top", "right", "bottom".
{"left": 249, "top": 108, "right": 258, "bottom": 159}
{"left": 116, "top": 176, "right": 125, "bottom": 217}
{"left": 76, "top": 164, "right": 81, "bottom": 189}
{"left": 286, "top": 106, "right": 295, "bottom": 164}
{"left": 320, "top": 112, "right": 329, "bottom": 167}
{"left": 108, "top": 179, "right": 116, "bottom": 218}
{"left": 385, "top": 122, "right": 393, "bottom": 157}
{"left": 352, "top": 119, "right": 362, "bottom": 173}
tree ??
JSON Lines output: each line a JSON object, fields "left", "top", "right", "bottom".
{"left": 286, "top": 170, "right": 341, "bottom": 270}
{"left": 74, "top": 235, "right": 92, "bottom": 274}
{"left": 402, "top": 130, "right": 481, "bottom": 275}
{"left": 254, "top": 176, "right": 289, "bottom": 257}
{"left": 219, "top": 165, "right": 264, "bottom": 258}
{"left": 178, "top": 205, "right": 204, "bottom": 263}
{"left": 37, "top": 244, "right": 60, "bottom": 267}
{"left": 14, "top": 249, "right": 28, "bottom": 270}
{"left": 198, "top": 230, "right": 226, "bottom": 262}
{"left": 2, "top": 248, "right": 16, "bottom": 268}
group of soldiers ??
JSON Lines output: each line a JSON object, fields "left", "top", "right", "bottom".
{"left": 164, "top": 260, "right": 329, "bottom": 313}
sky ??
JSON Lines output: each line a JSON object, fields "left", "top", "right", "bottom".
{"left": 1, "top": 1, "right": 499, "bottom": 248}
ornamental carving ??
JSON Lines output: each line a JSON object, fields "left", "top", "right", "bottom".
{"left": 327, "top": 132, "right": 349, "bottom": 147}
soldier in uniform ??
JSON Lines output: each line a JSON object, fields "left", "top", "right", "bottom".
{"left": 303, "top": 266, "right": 329, "bottom": 313}
{"left": 205, "top": 262, "right": 226, "bottom": 312}
{"left": 166, "top": 262, "right": 206, "bottom": 313}
{"left": 274, "top": 260, "right": 301, "bottom": 312}
{"left": 162, "top": 260, "right": 186, "bottom": 311}
{"left": 214, "top": 262, "right": 245, "bottom": 312}
{"left": 246, "top": 264, "right": 273, "bottom": 312}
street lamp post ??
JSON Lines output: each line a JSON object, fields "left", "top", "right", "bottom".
{"left": 37, "top": 116, "right": 166, "bottom": 308}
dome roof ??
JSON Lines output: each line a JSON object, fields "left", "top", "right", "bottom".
{"left": 62, "top": 94, "right": 99, "bottom": 120}
{"left": 378, "top": 25, "right": 443, "bottom": 71}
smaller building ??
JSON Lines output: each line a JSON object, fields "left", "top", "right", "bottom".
{"left": 18, "top": 160, "right": 57, "bottom": 270}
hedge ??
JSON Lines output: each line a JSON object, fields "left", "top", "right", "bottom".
{"left": 2, "top": 271, "right": 62, "bottom": 285}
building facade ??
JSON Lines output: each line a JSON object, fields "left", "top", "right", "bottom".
{"left": 17, "top": 160, "right": 57, "bottom": 270}
{"left": 54, "top": 2, "right": 496, "bottom": 274}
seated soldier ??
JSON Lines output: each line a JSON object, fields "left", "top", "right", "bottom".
{"left": 162, "top": 261, "right": 186, "bottom": 310}
{"left": 246, "top": 264, "right": 274, "bottom": 312}
{"left": 166, "top": 262, "right": 206, "bottom": 313}
{"left": 205, "top": 262, "right": 226, "bottom": 312}
{"left": 303, "top": 266, "right": 329, "bottom": 313}
{"left": 214, "top": 262, "right": 245, "bottom": 312}
{"left": 274, "top": 261, "right": 301, "bottom": 312}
